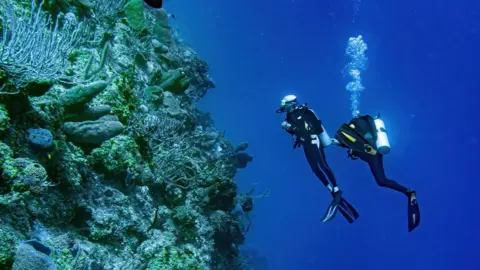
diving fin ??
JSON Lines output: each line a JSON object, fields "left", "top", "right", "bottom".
{"left": 338, "top": 198, "right": 360, "bottom": 224}
{"left": 407, "top": 191, "right": 421, "bottom": 232}
{"left": 321, "top": 200, "right": 339, "bottom": 222}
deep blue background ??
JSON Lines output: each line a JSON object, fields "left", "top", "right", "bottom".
{"left": 164, "top": 0, "right": 478, "bottom": 269}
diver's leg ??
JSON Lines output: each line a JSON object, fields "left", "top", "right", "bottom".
{"left": 358, "top": 153, "right": 419, "bottom": 231}
{"left": 317, "top": 146, "right": 338, "bottom": 187}
{"left": 303, "top": 145, "right": 330, "bottom": 187}
{"left": 365, "top": 154, "right": 410, "bottom": 196}
{"left": 304, "top": 144, "right": 341, "bottom": 222}
{"left": 309, "top": 138, "right": 343, "bottom": 205}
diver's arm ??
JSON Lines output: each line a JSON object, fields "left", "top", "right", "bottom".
{"left": 281, "top": 121, "right": 296, "bottom": 135}
{"left": 282, "top": 121, "right": 301, "bottom": 148}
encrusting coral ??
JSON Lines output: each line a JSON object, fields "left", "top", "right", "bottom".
{"left": 0, "top": 0, "right": 266, "bottom": 269}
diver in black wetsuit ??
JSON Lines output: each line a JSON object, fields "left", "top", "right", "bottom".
{"left": 334, "top": 114, "right": 421, "bottom": 232}
{"left": 277, "top": 95, "right": 359, "bottom": 224}
{"left": 348, "top": 150, "right": 411, "bottom": 195}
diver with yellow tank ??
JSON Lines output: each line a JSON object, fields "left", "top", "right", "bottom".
{"left": 334, "top": 114, "right": 421, "bottom": 232}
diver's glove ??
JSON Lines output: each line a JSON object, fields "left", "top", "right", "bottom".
{"left": 347, "top": 149, "right": 358, "bottom": 160}
{"left": 281, "top": 121, "right": 297, "bottom": 133}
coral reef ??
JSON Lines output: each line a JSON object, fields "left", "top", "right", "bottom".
{"left": 0, "top": 0, "right": 263, "bottom": 269}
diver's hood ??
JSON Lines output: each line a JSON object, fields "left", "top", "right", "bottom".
{"left": 276, "top": 94, "right": 298, "bottom": 113}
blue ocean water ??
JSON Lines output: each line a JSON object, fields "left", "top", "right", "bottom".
{"left": 166, "top": 0, "right": 478, "bottom": 269}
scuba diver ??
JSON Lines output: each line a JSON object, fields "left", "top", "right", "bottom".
{"left": 277, "top": 95, "right": 359, "bottom": 224}
{"left": 334, "top": 114, "right": 421, "bottom": 232}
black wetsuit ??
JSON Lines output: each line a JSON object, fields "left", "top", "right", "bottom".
{"left": 335, "top": 115, "right": 419, "bottom": 231}
{"left": 282, "top": 104, "right": 338, "bottom": 188}
{"left": 353, "top": 151, "right": 409, "bottom": 196}
{"left": 338, "top": 114, "right": 410, "bottom": 196}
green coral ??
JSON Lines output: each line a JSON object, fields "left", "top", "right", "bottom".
{"left": 1, "top": 158, "right": 49, "bottom": 196}
{"left": 0, "top": 227, "right": 16, "bottom": 267}
{"left": 88, "top": 135, "right": 142, "bottom": 175}
{"left": 52, "top": 248, "right": 75, "bottom": 270}
{"left": 89, "top": 217, "right": 118, "bottom": 241}
{"left": 0, "top": 142, "right": 13, "bottom": 166}
{"left": 114, "top": 66, "right": 138, "bottom": 124}
{"left": 0, "top": 147, "right": 19, "bottom": 182}
{"left": 100, "top": 65, "right": 138, "bottom": 124}
{"left": 51, "top": 246, "right": 88, "bottom": 270}
{"left": 0, "top": 104, "right": 10, "bottom": 133}
{"left": 124, "top": 0, "right": 146, "bottom": 31}
{"left": 146, "top": 247, "right": 201, "bottom": 270}
{"left": 11, "top": 162, "right": 48, "bottom": 193}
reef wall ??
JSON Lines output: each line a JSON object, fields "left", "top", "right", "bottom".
{"left": 0, "top": 0, "right": 263, "bottom": 269}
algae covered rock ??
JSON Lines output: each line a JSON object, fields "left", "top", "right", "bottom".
{"left": 88, "top": 135, "right": 143, "bottom": 175}
{"left": 162, "top": 92, "right": 188, "bottom": 118}
{"left": 172, "top": 206, "right": 200, "bottom": 242}
{"left": 53, "top": 140, "right": 87, "bottom": 187}
{"left": 12, "top": 242, "right": 56, "bottom": 270}
{"left": 86, "top": 185, "right": 155, "bottom": 242}
{"left": 146, "top": 246, "right": 202, "bottom": 270}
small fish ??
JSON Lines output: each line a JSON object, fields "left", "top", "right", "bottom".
{"left": 144, "top": 0, "right": 163, "bottom": 8}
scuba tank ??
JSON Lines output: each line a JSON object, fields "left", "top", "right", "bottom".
{"left": 319, "top": 125, "right": 332, "bottom": 147}
{"left": 373, "top": 115, "right": 390, "bottom": 155}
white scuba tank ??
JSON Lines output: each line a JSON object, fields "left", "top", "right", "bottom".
{"left": 319, "top": 125, "right": 332, "bottom": 147}
{"left": 374, "top": 117, "right": 391, "bottom": 155}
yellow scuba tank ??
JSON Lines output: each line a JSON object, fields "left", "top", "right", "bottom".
{"left": 319, "top": 125, "right": 332, "bottom": 147}
{"left": 374, "top": 116, "right": 390, "bottom": 154}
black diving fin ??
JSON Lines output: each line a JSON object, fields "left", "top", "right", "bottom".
{"left": 338, "top": 198, "right": 360, "bottom": 224}
{"left": 407, "top": 191, "right": 421, "bottom": 232}
{"left": 321, "top": 191, "right": 359, "bottom": 224}
{"left": 321, "top": 200, "right": 339, "bottom": 222}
